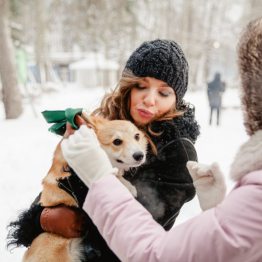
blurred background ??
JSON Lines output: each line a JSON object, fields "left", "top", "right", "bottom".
{"left": 1, "top": 1, "right": 262, "bottom": 261}
{"left": 0, "top": 0, "right": 262, "bottom": 119}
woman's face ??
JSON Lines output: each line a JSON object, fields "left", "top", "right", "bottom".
{"left": 130, "top": 77, "right": 176, "bottom": 126}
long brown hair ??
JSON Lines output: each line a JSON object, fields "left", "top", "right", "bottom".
{"left": 92, "top": 70, "right": 185, "bottom": 153}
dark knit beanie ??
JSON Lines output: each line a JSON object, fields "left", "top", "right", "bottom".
{"left": 124, "top": 39, "right": 189, "bottom": 103}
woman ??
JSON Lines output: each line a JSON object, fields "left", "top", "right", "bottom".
{"left": 8, "top": 39, "right": 200, "bottom": 261}
{"left": 61, "top": 18, "right": 262, "bottom": 261}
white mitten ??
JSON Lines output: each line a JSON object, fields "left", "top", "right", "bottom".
{"left": 186, "top": 161, "right": 226, "bottom": 211}
{"left": 61, "top": 125, "right": 117, "bottom": 187}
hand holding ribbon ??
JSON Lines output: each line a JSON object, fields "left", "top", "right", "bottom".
{"left": 42, "top": 108, "right": 83, "bottom": 136}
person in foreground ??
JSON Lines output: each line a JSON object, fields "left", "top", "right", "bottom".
{"left": 8, "top": 40, "right": 200, "bottom": 261}
{"left": 61, "top": 18, "right": 262, "bottom": 261}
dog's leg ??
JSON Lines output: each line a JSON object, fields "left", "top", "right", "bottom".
{"left": 118, "top": 176, "right": 137, "bottom": 197}
{"left": 22, "top": 233, "right": 84, "bottom": 262}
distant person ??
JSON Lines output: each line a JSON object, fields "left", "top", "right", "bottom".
{"left": 207, "top": 72, "right": 225, "bottom": 126}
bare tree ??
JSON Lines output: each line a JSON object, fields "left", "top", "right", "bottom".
{"left": 0, "top": 0, "right": 23, "bottom": 119}
{"left": 10, "top": 0, "right": 254, "bottom": 91}
{"left": 34, "top": 0, "right": 51, "bottom": 85}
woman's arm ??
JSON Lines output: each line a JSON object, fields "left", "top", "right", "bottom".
{"left": 84, "top": 172, "right": 262, "bottom": 262}
{"left": 7, "top": 193, "right": 87, "bottom": 249}
{"left": 61, "top": 125, "right": 262, "bottom": 261}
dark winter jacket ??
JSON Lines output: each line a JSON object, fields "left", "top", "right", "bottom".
{"left": 125, "top": 117, "right": 199, "bottom": 229}
{"left": 7, "top": 105, "right": 200, "bottom": 262}
{"left": 207, "top": 74, "right": 225, "bottom": 108}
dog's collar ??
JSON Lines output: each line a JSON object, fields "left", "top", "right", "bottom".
{"left": 42, "top": 108, "right": 83, "bottom": 136}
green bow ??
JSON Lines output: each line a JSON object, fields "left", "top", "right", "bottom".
{"left": 42, "top": 108, "right": 83, "bottom": 136}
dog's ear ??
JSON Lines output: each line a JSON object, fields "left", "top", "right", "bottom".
{"left": 81, "top": 112, "right": 108, "bottom": 131}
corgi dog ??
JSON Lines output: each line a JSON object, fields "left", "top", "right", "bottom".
{"left": 22, "top": 113, "right": 148, "bottom": 262}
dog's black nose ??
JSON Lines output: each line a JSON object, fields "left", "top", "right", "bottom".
{"left": 133, "top": 152, "right": 144, "bottom": 162}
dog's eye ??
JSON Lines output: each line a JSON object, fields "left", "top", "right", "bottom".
{"left": 134, "top": 133, "right": 140, "bottom": 141}
{"left": 113, "top": 139, "right": 123, "bottom": 146}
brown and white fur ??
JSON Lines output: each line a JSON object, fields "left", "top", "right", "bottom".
{"left": 22, "top": 113, "right": 148, "bottom": 262}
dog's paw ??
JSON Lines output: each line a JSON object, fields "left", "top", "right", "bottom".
{"left": 128, "top": 185, "right": 137, "bottom": 198}
{"left": 118, "top": 176, "right": 137, "bottom": 197}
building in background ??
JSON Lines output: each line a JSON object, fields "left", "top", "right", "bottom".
{"left": 69, "top": 53, "right": 119, "bottom": 88}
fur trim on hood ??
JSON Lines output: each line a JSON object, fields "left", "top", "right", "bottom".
{"left": 230, "top": 130, "right": 262, "bottom": 181}
{"left": 238, "top": 18, "right": 262, "bottom": 135}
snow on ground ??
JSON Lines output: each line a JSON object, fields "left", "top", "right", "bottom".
{"left": 0, "top": 84, "right": 247, "bottom": 261}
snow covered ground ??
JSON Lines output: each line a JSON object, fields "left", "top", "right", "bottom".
{"left": 0, "top": 84, "right": 247, "bottom": 261}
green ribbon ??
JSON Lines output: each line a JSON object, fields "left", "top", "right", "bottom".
{"left": 42, "top": 108, "right": 83, "bottom": 136}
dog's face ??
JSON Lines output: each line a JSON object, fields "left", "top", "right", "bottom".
{"left": 83, "top": 115, "right": 147, "bottom": 170}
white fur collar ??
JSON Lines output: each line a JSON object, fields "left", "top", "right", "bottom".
{"left": 230, "top": 130, "right": 262, "bottom": 181}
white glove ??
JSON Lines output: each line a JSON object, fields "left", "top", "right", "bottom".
{"left": 61, "top": 125, "right": 117, "bottom": 187}
{"left": 187, "top": 161, "right": 226, "bottom": 211}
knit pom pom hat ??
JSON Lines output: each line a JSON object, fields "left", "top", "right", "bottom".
{"left": 124, "top": 39, "right": 189, "bottom": 104}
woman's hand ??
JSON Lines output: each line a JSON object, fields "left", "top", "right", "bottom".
{"left": 64, "top": 115, "right": 86, "bottom": 138}
{"left": 40, "top": 206, "right": 88, "bottom": 238}
{"left": 61, "top": 125, "right": 118, "bottom": 187}
{"left": 187, "top": 161, "right": 226, "bottom": 211}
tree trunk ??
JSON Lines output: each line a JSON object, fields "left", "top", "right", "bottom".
{"left": 0, "top": 0, "right": 23, "bottom": 119}
{"left": 35, "top": 0, "right": 50, "bottom": 85}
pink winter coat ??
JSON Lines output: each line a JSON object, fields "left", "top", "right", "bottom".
{"left": 83, "top": 131, "right": 262, "bottom": 262}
